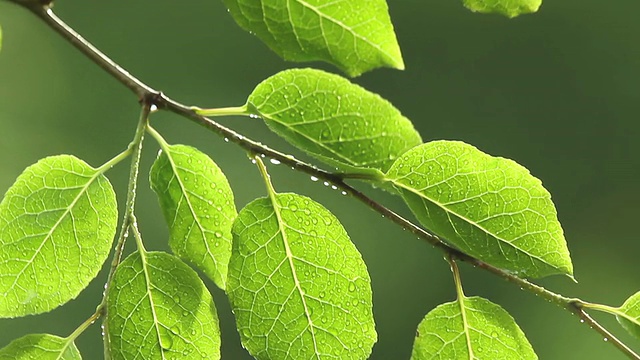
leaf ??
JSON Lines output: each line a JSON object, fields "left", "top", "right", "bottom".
{"left": 248, "top": 68, "right": 422, "bottom": 175}
{"left": 221, "top": 0, "right": 404, "bottom": 76}
{"left": 0, "top": 25, "right": 3, "bottom": 53}
{"left": 228, "top": 193, "right": 376, "bottom": 359}
{"left": 0, "top": 155, "right": 118, "bottom": 318}
{"left": 411, "top": 296, "right": 537, "bottom": 360}
{"left": 106, "top": 251, "right": 221, "bottom": 360}
{"left": 149, "top": 144, "right": 237, "bottom": 290}
{"left": 0, "top": 334, "right": 81, "bottom": 360}
{"left": 462, "top": 0, "right": 542, "bottom": 18}
{"left": 617, "top": 291, "right": 640, "bottom": 339}
{"left": 385, "top": 141, "right": 572, "bottom": 279}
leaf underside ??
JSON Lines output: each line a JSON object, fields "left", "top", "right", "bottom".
{"left": 386, "top": 141, "right": 573, "bottom": 279}
{"left": 107, "top": 251, "right": 221, "bottom": 360}
{"left": 0, "top": 334, "right": 81, "bottom": 360}
{"left": 617, "top": 291, "right": 640, "bottom": 339}
{"left": 463, "top": 0, "right": 542, "bottom": 18}
{"left": 228, "top": 193, "right": 376, "bottom": 359}
{"left": 150, "top": 144, "right": 237, "bottom": 290}
{"left": 412, "top": 296, "right": 537, "bottom": 359}
{"left": 221, "top": 0, "right": 404, "bottom": 76}
{"left": 0, "top": 155, "right": 118, "bottom": 318}
{"left": 249, "top": 68, "right": 422, "bottom": 176}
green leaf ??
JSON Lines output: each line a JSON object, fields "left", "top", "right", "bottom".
{"left": 0, "top": 334, "right": 81, "bottom": 360}
{"left": 462, "top": 0, "right": 542, "bottom": 18}
{"left": 221, "top": 0, "right": 404, "bottom": 76}
{"left": 0, "top": 155, "right": 118, "bottom": 318}
{"left": 411, "top": 296, "right": 537, "bottom": 359}
{"left": 617, "top": 291, "right": 640, "bottom": 339}
{"left": 248, "top": 68, "right": 422, "bottom": 175}
{"left": 149, "top": 144, "right": 237, "bottom": 290}
{"left": 228, "top": 193, "right": 376, "bottom": 359}
{"left": 385, "top": 141, "right": 572, "bottom": 279}
{"left": 0, "top": 25, "right": 3, "bottom": 54}
{"left": 106, "top": 251, "right": 221, "bottom": 360}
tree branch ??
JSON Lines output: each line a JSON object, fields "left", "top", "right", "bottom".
{"left": 8, "top": 1, "right": 638, "bottom": 358}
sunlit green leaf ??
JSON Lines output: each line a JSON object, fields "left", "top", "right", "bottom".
{"left": 463, "top": 0, "right": 541, "bottom": 18}
{"left": 617, "top": 291, "right": 640, "bottom": 339}
{"left": 106, "top": 251, "right": 221, "bottom": 360}
{"left": 386, "top": 141, "right": 572, "bottom": 279}
{"left": 150, "top": 144, "right": 237, "bottom": 290}
{"left": 228, "top": 193, "right": 376, "bottom": 359}
{"left": 0, "top": 25, "right": 3, "bottom": 53}
{"left": 221, "top": 0, "right": 404, "bottom": 76}
{"left": 0, "top": 155, "right": 118, "bottom": 318}
{"left": 248, "top": 68, "right": 422, "bottom": 176}
{"left": 0, "top": 334, "right": 81, "bottom": 360}
{"left": 412, "top": 296, "right": 537, "bottom": 359}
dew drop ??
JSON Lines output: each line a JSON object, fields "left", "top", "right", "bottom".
{"left": 310, "top": 176, "right": 319, "bottom": 182}
{"left": 158, "top": 328, "right": 174, "bottom": 350}
{"left": 215, "top": 231, "right": 223, "bottom": 238}
{"left": 269, "top": 158, "right": 281, "bottom": 165}
{"left": 170, "top": 325, "right": 180, "bottom": 335}
{"left": 348, "top": 283, "right": 356, "bottom": 292}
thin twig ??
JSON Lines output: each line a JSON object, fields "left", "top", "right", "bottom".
{"left": 8, "top": 2, "right": 638, "bottom": 358}
{"left": 99, "top": 103, "right": 151, "bottom": 358}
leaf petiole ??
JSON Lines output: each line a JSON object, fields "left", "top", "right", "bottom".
{"left": 253, "top": 154, "right": 278, "bottom": 197}
{"left": 581, "top": 301, "right": 640, "bottom": 326}
{"left": 448, "top": 256, "right": 474, "bottom": 358}
{"left": 192, "top": 104, "right": 252, "bottom": 117}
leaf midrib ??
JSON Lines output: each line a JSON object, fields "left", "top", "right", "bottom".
{"left": 457, "top": 296, "right": 475, "bottom": 359}
{"left": 292, "top": 0, "right": 397, "bottom": 65}
{"left": 138, "top": 252, "right": 168, "bottom": 360}
{"left": 4, "top": 166, "right": 101, "bottom": 296}
{"left": 391, "top": 180, "right": 552, "bottom": 274}
{"left": 162, "top": 148, "right": 224, "bottom": 289}
{"left": 268, "top": 194, "right": 321, "bottom": 359}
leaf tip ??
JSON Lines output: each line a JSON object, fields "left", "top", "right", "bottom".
{"left": 462, "top": 0, "right": 542, "bottom": 18}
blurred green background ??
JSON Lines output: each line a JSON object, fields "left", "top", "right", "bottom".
{"left": 0, "top": 0, "right": 638, "bottom": 358}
